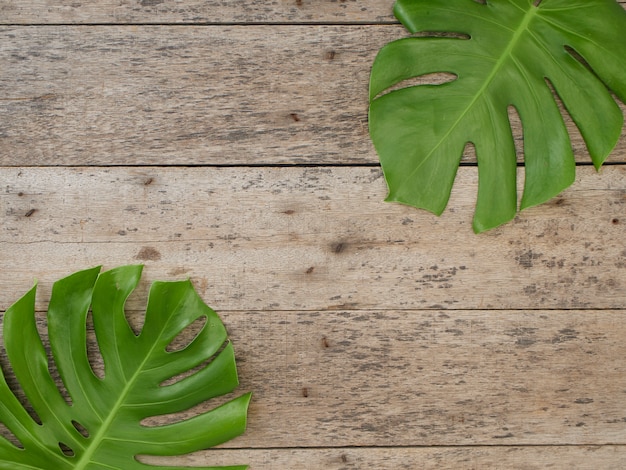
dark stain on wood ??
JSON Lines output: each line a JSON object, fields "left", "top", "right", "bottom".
{"left": 301, "top": 387, "right": 309, "bottom": 398}
{"left": 524, "top": 284, "right": 537, "bottom": 295}
{"left": 506, "top": 327, "right": 538, "bottom": 348}
{"left": 516, "top": 250, "right": 542, "bottom": 268}
{"left": 574, "top": 398, "right": 594, "bottom": 405}
{"left": 516, "top": 337, "right": 537, "bottom": 347}
{"left": 289, "top": 113, "right": 300, "bottom": 122}
{"left": 306, "top": 266, "right": 315, "bottom": 274}
{"left": 24, "top": 208, "right": 36, "bottom": 217}
{"left": 169, "top": 267, "right": 189, "bottom": 276}
{"left": 283, "top": 209, "right": 296, "bottom": 215}
{"left": 331, "top": 242, "right": 346, "bottom": 254}
{"left": 136, "top": 246, "right": 162, "bottom": 261}
{"left": 321, "top": 336, "right": 330, "bottom": 348}
{"left": 325, "top": 50, "right": 336, "bottom": 60}
{"left": 552, "top": 328, "right": 579, "bottom": 344}
{"left": 140, "top": 0, "right": 164, "bottom": 6}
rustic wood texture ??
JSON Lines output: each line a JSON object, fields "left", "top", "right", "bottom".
{"left": 0, "top": 0, "right": 397, "bottom": 25}
{"left": 189, "top": 308, "right": 626, "bottom": 448}
{"left": 145, "top": 446, "right": 626, "bottom": 469}
{"left": 2, "top": 1, "right": 626, "bottom": 468}
{"left": 2, "top": 166, "right": 626, "bottom": 312}
{"left": 5, "top": 307, "right": 626, "bottom": 450}
{"left": 1, "top": 0, "right": 625, "bottom": 24}
{"left": 1, "top": 25, "right": 625, "bottom": 166}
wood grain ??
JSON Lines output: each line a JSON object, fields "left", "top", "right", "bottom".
{"left": 217, "top": 308, "right": 626, "bottom": 447}
{"left": 0, "top": 0, "right": 397, "bottom": 25}
{"left": 5, "top": 308, "right": 626, "bottom": 448}
{"left": 2, "top": 2, "right": 626, "bottom": 467}
{"left": 2, "top": 166, "right": 626, "bottom": 312}
{"left": 1, "top": 26, "right": 624, "bottom": 166}
{"left": 1, "top": 0, "right": 625, "bottom": 25}
{"left": 143, "top": 446, "right": 626, "bottom": 469}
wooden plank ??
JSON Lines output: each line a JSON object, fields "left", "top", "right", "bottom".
{"left": 2, "top": 0, "right": 625, "bottom": 25}
{"left": 0, "top": 0, "right": 397, "bottom": 25}
{"left": 4, "top": 308, "right": 626, "bottom": 447}
{"left": 143, "top": 446, "right": 626, "bottom": 469}
{"left": 2, "top": 166, "right": 626, "bottom": 311}
{"left": 1, "top": 26, "right": 624, "bottom": 166}
{"left": 221, "top": 309, "right": 626, "bottom": 447}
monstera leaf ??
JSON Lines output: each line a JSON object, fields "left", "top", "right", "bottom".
{"left": 369, "top": 0, "right": 626, "bottom": 232}
{"left": 0, "top": 266, "right": 251, "bottom": 470}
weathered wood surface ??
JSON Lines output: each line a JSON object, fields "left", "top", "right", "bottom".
{"left": 5, "top": 308, "right": 626, "bottom": 449}
{"left": 1, "top": 25, "right": 625, "bottom": 166}
{"left": 2, "top": 166, "right": 626, "bottom": 312}
{"left": 2, "top": 0, "right": 625, "bottom": 24}
{"left": 2, "top": 1, "right": 626, "bottom": 468}
{"left": 198, "top": 308, "right": 626, "bottom": 447}
{"left": 146, "top": 446, "right": 626, "bottom": 469}
{"left": 0, "top": 0, "right": 396, "bottom": 25}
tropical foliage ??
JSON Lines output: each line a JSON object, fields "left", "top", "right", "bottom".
{"left": 0, "top": 265, "right": 250, "bottom": 469}
{"left": 370, "top": 0, "right": 626, "bottom": 232}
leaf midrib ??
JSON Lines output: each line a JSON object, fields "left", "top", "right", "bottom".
{"left": 394, "top": 3, "right": 539, "bottom": 196}
{"left": 71, "top": 353, "right": 152, "bottom": 469}
{"left": 72, "top": 305, "right": 181, "bottom": 469}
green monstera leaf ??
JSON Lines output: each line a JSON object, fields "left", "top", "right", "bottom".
{"left": 0, "top": 266, "right": 251, "bottom": 470}
{"left": 369, "top": 0, "right": 626, "bottom": 232}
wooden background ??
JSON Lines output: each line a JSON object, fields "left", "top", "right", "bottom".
{"left": 2, "top": 1, "right": 626, "bottom": 468}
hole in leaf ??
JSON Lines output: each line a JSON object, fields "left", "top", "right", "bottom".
{"left": 166, "top": 315, "right": 208, "bottom": 353}
{"left": 564, "top": 46, "right": 596, "bottom": 77}
{"left": 0, "top": 422, "right": 23, "bottom": 449}
{"left": 506, "top": 105, "right": 526, "bottom": 206}
{"left": 160, "top": 339, "right": 229, "bottom": 387}
{"left": 86, "top": 310, "right": 105, "bottom": 380}
{"left": 141, "top": 368, "right": 239, "bottom": 430}
{"left": 59, "top": 442, "right": 74, "bottom": 457}
{"left": 411, "top": 31, "right": 470, "bottom": 40}
{"left": 374, "top": 72, "right": 458, "bottom": 100}
{"left": 72, "top": 420, "right": 90, "bottom": 439}
{"left": 507, "top": 105, "right": 524, "bottom": 164}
